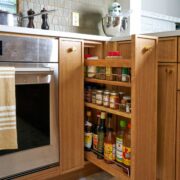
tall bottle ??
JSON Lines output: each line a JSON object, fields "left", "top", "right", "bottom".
{"left": 84, "top": 111, "right": 93, "bottom": 151}
{"left": 104, "top": 113, "right": 116, "bottom": 163}
{"left": 123, "top": 122, "right": 131, "bottom": 174}
{"left": 93, "top": 111, "right": 101, "bottom": 152}
{"left": 97, "top": 112, "right": 106, "bottom": 159}
{"left": 116, "top": 120, "right": 127, "bottom": 163}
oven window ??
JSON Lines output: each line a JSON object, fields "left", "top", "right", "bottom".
{"left": 0, "top": 84, "right": 50, "bottom": 156}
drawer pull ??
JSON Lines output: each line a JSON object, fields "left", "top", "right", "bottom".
{"left": 142, "top": 46, "right": 153, "bottom": 53}
{"left": 68, "top": 47, "right": 77, "bottom": 52}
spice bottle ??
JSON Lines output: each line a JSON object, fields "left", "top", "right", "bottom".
{"left": 103, "top": 90, "right": 110, "bottom": 107}
{"left": 97, "top": 112, "right": 106, "bottom": 159}
{"left": 84, "top": 111, "right": 93, "bottom": 151}
{"left": 110, "top": 92, "right": 119, "bottom": 109}
{"left": 116, "top": 120, "right": 127, "bottom": 163}
{"left": 121, "top": 68, "right": 129, "bottom": 82}
{"left": 96, "top": 90, "right": 103, "bottom": 105}
{"left": 104, "top": 114, "right": 116, "bottom": 163}
{"left": 106, "top": 66, "right": 112, "bottom": 81}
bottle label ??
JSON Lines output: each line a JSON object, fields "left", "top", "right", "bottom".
{"left": 104, "top": 143, "right": 115, "bottom": 161}
{"left": 97, "top": 132, "right": 105, "bottom": 154}
{"left": 93, "top": 133, "right": 98, "bottom": 151}
{"left": 123, "top": 146, "right": 131, "bottom": 166}
{"left": 84, "top": 132, "right": 92, "bottom": 149}
{"left": 116, "top": 137, "right": 123, "bottom": 162}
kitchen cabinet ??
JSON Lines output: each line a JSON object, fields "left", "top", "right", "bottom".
{"left": 158, "top": 37, "right": 177, "bottom": 63}
{"left": 178, "top": 38, "right": 180, "bottom": 62}
{"left": 157, "top": 64, "right": 177, "bottom": 180}
{"left": 59, "top": 38, "right": 84, "bottom": 174}
{"left": 84, "top": 35, "right": 158, "bottom": 180}
{"left": 177, "top": 92, "right": 180, "bottom": 180}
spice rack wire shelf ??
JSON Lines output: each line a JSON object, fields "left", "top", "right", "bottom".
{"left": 85, "top": 151, "right": 130, "bottom": 180}
{"left": 85, "top": 102, "right": 131, "bottom": 119}
{"left": 84, "top": 59, "right": 131, "bottom": 68}
{"left": 85, "top": 78, "right": 131, "bottom": 87}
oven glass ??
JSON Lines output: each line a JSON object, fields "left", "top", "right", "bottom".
{"left": 0, "top": 84, "right": 50, "bottom": 156}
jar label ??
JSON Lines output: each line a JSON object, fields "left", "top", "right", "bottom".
{"left": 123, "top": 146, "right": 131, "bottom": 166}
{"left": 84, "top": 132, "right": 92, "bottom": 149}
{"left": 116, "top": 137, "right": 123, "bottom": 162}
{"left": 104, "top": 143, "right": 115, "bottom": 161}
{"left": 103, "top": 96, "right": 109, "bottom": 107}
{"left": 93, "top": 133, "right": 98, "bottom": 151}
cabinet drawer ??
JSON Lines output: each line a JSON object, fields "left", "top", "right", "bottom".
{"left": 158, "top": 37, "right": 177, "bottom": 62}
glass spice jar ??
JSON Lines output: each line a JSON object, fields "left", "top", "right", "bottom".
{"left": 87, "top": 66, "right": 96, "bottom": 78}
{"left": 106, "top": 67, "right": 112, "bottom": 81}
{"left": 119, "top": 96, "right": 131, "bottom": 112}
{"left": 85, "top": 86, "right": 92, "bottom": 103}
{"left": 96, "top": 90, "right": 103, "bottom": 105}
{"left": 103, "top": 90, "right": 110, "bottom": 107}
{"left": 121, "top": 68, "right": 129, "bottom": 82}
{"left": 110, "top": 92, "right": 119, "bottom": 109}
{"left": 119, "top": 92, "right": 125, "bottom": 102}
{"left": 99, "top": 67, "right": 106, "bottom": 80}
{"left": 92, "top": 89, "right": 97, "bottom": 104}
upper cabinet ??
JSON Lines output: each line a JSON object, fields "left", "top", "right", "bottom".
{"left": 158, "top": 37, "right": 178, "bottom": 63}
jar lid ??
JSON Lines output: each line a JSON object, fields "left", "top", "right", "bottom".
{"left": 119, "top": 92, "right": 125, "bottom": 95}
{"left": 123, "top": 96, "right": 131, "bottom": 100}
{"left": 104, "top": 90, "right": 110, "bottom": 95}
{"left": 120, "top": 120, "right": 127, "bottom": 128}
{"left": 85, "top": 121, "right": 92, "bottom": 126}
{"left": 96, "top": 90, "right": 103, "bottom": 93}
{"left": 110, "top": 91, "right": 118, "bottom": 95}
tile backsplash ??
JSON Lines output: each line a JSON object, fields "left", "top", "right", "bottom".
{"left": 19, "top": 0, "right": 112, "bottom": 35}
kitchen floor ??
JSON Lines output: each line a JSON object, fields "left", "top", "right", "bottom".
{"left": 79, "top": 172, "right": 114, "bottom": 180}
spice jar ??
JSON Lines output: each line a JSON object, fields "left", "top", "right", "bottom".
{"left": 110, "top": 92, "right": 119, "bottom": 109}
{"left": 119, "top": 92, "right": 125, "bottom": 102}
{"left": 98, "top": 67, "right": 106, "bottom": 80}
{"left": 96, "top": 90, "right": 103, "bottom": 105}
{"left": 121, "top": 68, "right": 129, "bottom": 82}
{"left": 103, "top": 90, "right": 110, "bottom": 107}
{"left": 87, "top": 66, "right": 96, "bottom": 78}
{"left": 85, "top": 86, "right": 92, "bottom": 103}
{"left": 92, "top": 89, "right": 97, "bottom": 104}
{"left": 119, "top": 96, "right": 131, "bottom": 112}
{"left": 106, "top": 67, "right": 112, "bottom": 81}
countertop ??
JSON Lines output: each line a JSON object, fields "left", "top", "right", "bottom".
{"left": 1, "top": 25, "right": 180, "bottom": 41}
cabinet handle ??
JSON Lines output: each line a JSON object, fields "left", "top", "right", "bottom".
{"left": 165, "top": 68, "right": 173, "bottom": 74}
{"left": 142, "top": 46, "right": 153, "bottom": 53}
{"left": 68, "top": 47, "right": 77, "bottom": 52}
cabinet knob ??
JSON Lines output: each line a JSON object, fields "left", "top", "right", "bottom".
{"left": 165, "top": 68, "right": 173, "bottom": 74}
{"left": 142, "top": 46, "right": 153, "bottom": 53}
{"left": 68, "top": 47, "right": 77, "bottom": 52}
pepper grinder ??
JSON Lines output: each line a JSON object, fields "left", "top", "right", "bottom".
{"left": 27, "top": 9, "right": 35, "bottom": 28}
{"left": 41, "top": 8, "right": 49, "bottom": 30}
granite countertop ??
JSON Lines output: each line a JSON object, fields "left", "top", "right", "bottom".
{"left": 1, "top": 25, "right": 180, "bottom": 41}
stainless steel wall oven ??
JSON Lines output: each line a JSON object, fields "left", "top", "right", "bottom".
{"left": 0, "top": 35, "right": 59, "bottom": 179}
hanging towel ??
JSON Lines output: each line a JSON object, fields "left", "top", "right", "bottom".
{"left": 0, "top": 67, "right": 17, "bottom": 150}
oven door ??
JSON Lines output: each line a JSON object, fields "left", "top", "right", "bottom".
{"left": 0, "top": 65, "right": 59, "bottom": 179}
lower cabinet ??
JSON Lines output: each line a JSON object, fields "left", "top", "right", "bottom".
{"left": 157, "top": 64, "right": 177, "bottom": 180}
{"left": 177, "top": 92, "right": 180, "bottom": 180}
{"left": 59, "top": 38, "right": 84, "bottom": 174}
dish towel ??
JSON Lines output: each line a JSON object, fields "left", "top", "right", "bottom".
{"left": 0, "top": 67, "right": 17, "bottom": 150}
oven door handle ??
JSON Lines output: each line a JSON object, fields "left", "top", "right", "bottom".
{"left": 15, "top": 67, "right": 54, "bottom": 75}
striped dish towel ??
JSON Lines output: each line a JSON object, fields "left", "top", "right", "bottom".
{"left": 0, "top": 67, "right": 17, "bottom": 150}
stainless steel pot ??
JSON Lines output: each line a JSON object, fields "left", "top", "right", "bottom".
{"left": 0, "top": 10, "right": 18, "bottom": 26}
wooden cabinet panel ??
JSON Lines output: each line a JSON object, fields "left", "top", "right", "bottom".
{"left": 177, "top": 64, "right": 180, "bottom": 90}
{"left": 117, "top": 41, "right": 131, "bottom": 59}
{"left": 158, "top": 37, "right": 177, "bottom": 63}
{"left": 178, "top": 37, "right": 180, "bottom": 62}
{"left": 176, "top": 92, "right": 180, "bottom": 180}
{"left": 59, "top": 38, "right": 84, "bottom": 174}
{"left": 157, "top": 64, "right": 177, "bottom": 180}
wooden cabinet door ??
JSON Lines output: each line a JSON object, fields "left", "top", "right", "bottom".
{"left": 176, "top": 92, "right": 180, "bottom": 180}
{"left": 158, "top": 37, "right": 177, "bottom": 63}
{"left": 59, "top": 38, "right": 84, "bottom": 174}
{"left": 178, "top": 37, "right": 180, "bottom": 62}
{"left": 157, "top": 64, "right": 177, "bottom": 180}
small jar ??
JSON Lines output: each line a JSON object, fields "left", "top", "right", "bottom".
{"left": 85, "top": 86, "right": 92, "bottom": 103}
{"left": 87, "top": 66, "right": 96, "bottom": 78}
{"left": 119, "top": 92, "right": 125, "bottom": 102}
{"left": 110, "top": 92, "right": 119, "bottom": 109}
{"left": 92, "top": 89, "right": 97, "bottom": 104}
{"left": 106, "top": 67, "right": 112, "bottom": 81}
{"left": 120, "top": 96, "right": 131, "bottom": 112}
{"left": 121, "top": 68, "right": 129, "bottom": 82}
{"left": 96, "top": 90, "right": 103, "bottom": 105}
{"left": 103, "top": 90, "right": 110, "bottom": 107}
